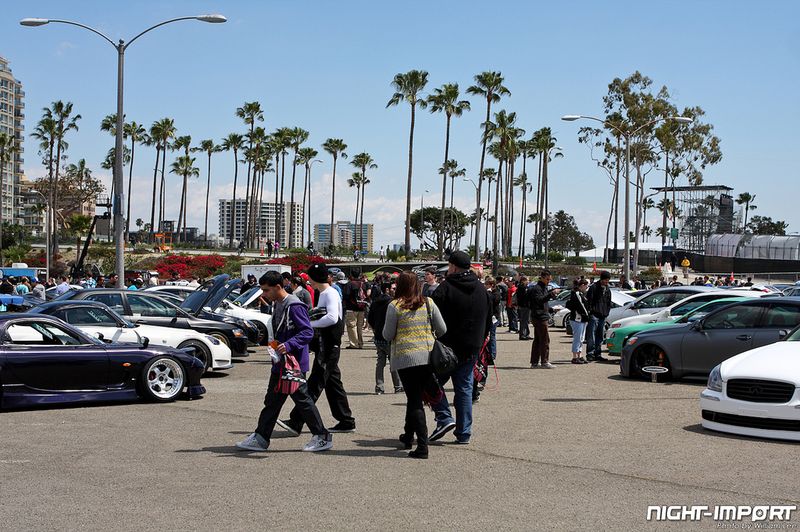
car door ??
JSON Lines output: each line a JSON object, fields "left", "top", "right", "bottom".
{"left": 127, "top": 293, "right": 186, "bottom": 329}
{"left": 679, "top": 303, "right": 765, "bottom": 375}
{"left": 751, "top": 302, "right": 800, "bottom": 347}
{"left": 61, "top": 307, "right": 140, "bottom": 344}
{"left": 1, "top": 320, "right": 108, "bottom": 391}
{"left": 82, "top": 292, "right": 127, "bottom": 316}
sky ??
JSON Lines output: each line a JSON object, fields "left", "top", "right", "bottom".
{"left": 3, "top": 0, "right": 799, "bottom": 252}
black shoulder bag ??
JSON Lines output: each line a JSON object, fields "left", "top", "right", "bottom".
{"left": 425, "top": 298, "right": 458, "bottom": 375}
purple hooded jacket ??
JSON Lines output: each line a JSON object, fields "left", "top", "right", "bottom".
{"left": 272, "top": 294, "right": 314, "bottom": 373}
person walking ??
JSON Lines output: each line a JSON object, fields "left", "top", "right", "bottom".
{"left": 506, "top": 279, "right": 518, "bottom": 333}
{"left": 529, "top": 270, "right": 560, "bottom": 369}
{"left": 516, "top": 276, "right": 531, "bottom": 340}
{"left": 382, "top": 271, "right": 447, "bottom": 459}
{"left": 429, "top": 250, "right": 492, "bottom": 445}
{"left": 236, "top": 271, "right": 333, "bottom": 452}
{"left": 278, "top": 262, "right": 356, "bottom": 434}
{"left": 421, "top": 267, "right": 439, "bottom": 297}
{"left": 343, "top": 269, "right": 368, "bottom": 349}
{"left": 289, "top": 276, "right": 313, "bottom": 309}
{"left": 566, "top": 279, "right": 590, "bottom": 364}
{"left": 585, "top": 270, "right": 612, "bottom": 362}
{"left": 266, "top": 239, "right": 273, "bottom": 258}
{"left": 367, "top": 282, "right": 402, "bottom": 395}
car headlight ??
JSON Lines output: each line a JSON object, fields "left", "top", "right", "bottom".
{"left": 707, "top": 364, "right": 723, "bottom": 392}
{"left": 232, "top": 328, "right": 245, "bottom": 338}
{"left": 205, "top": 335, "right": 221, "bottom": 346}
{"left": 242, "top": 320, "right": 256, "bottom": 330}
{"left": 627, "top": 336, "right": 638, "bottom": 346}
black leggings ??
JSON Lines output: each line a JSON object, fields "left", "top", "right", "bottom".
{"left": 398, "top": 364, "right": 432, "bottom": 451}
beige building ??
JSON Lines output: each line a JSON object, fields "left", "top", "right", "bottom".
{"left": 0, "top": 56, "right": 24, "bottom": 225}
{"left": 16, "top": 178, "right": 46, "bottom": 236}
{"left": 314, "top": 221, "right": 374, "bottom": 252}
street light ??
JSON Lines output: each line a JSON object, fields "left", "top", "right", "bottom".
{"left": 420, "top": 190, "right": 429, "bottom": 251}
{"left": 561, "top": 114, "right": 692, "bottom": 280}
{"left": 21, "top": 14, "right": 226, "bottom": 287}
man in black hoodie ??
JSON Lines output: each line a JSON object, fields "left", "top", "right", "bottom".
{"left": 366, "top": 282, "right": 402, "bottom": 394}
{"left": 429, "top": 250, "right": 492, "bottom": 444}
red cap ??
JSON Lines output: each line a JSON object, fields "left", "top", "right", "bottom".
{"left": 299, "top": 272, "right": 309, "bottom": 281}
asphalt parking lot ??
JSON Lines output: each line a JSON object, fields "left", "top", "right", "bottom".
{"left": 2, "top": 326, "right": 798, "bottom": 531}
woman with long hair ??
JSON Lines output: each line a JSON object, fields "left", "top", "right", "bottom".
{"left": 382, "top": 271, "right": 446, "bottom": 459}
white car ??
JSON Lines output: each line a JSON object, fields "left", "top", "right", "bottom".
{"left": 144, "top": 285, "right": 197, "bottom": 301}
{"left": 35, "top": 300, "right": 232, "bottom": 371}
{"left": 555, "top": 290, "right": 636, "bottom": 332}
{"left": 700, "top": 328, "right": 800, "bottom": 441}
{"left": 608, "top": 290, "right": 767, "bottom": 330}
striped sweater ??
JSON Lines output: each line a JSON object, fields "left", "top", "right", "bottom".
{"left": 382, "top": 298, "right": 447, "bottom": 371}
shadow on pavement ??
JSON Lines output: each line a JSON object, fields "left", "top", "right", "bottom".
{"left": 682, "top": 424, "right": 799, "bottom": 446}
{"left": 202, "top": 371, "right": 230, "bottom": 379}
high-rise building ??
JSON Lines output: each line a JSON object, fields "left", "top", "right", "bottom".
{"left": 16, "top": 178, "right": 45, "bottom": 236}
{"left": 218, "top": 200, "right": 303, "bottom": 248}
{"left": 0, "top": 56, "right": 24, "bottom": 225}
{"left": 314, "top": 221, "right": 374, "bottom": 252}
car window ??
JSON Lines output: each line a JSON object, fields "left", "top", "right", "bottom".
{"left": 85, "top": 293, "right": 125, "bottom": 314}
{"left": 65, "top": 307, "right": 118, "bottom": 326}
{"left": 670, "top": 295, "right": 723, "bottom": 316}
{"left": 5, "top": 322, "right": 86, "bottom": 346}
{"left": 763, "top": 304, "right": 800, "bottom": 329}
{"left": 703, "top": 304, "right": 763, "bottom": 330}
{"left": 128, "top": 294, "right": 177, "bottom": 317}
{"left": 635, "top": 292, "right": 685, "bottom": 309}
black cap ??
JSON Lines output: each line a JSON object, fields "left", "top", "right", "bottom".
{"left": 307, "top": 262, "right": 328, "bottom": 283}
{"left": 448, "top": 250, "right": 471, "bottom": 270}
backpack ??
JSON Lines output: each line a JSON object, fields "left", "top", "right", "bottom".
{"left": 350, "top": 281, "right": 368, "bottom": 311}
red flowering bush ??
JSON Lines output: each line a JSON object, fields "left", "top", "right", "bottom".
{"left": 154, "top": 254, "right": 227, "bottom": 279}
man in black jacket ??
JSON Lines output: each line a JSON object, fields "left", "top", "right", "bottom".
{"left": 430, "top": 250, "right": 492, "bottom": 445}
{"left": 529, "top": 270, "right": 560, "bottom": 368}
{"left": 366, "top": 283, "right": 402, "bottom": 394}
{"left": 585, "top": 270, "right": 612, "bottom": 362}
{"left": 516, "top": 276, "right": 531, "bottom": 340}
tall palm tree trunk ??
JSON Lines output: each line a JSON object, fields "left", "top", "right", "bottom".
{"left": 661, "top": 150, "right": 669, "bottom": 247}
{"left": 289, "top": 157, "right": 298, "bottom": 249}
{"left": 474, "top": 97, "right": 492, "bottom": 261}
{"left": 307, "top": 167, "right": 313, "bottom": 248}
{"left": 278, "top": 153, "right": 286, "bottom": 247}
{"left": 353, "top": 185, "right": 361, "bottom": 250}
{"left": 274, "top": 153, "right": 280, "bottom": 242}
{"left": 204, "top": 152, "right": 211, "bottom": 243}
{"left": 329, "top": 156, "right": 338, "bottom": 250}
{"left": 158, "top": 148, "right": 167, "bottom": 233}
{"left": 438, "top": 114, "right": 451, "bottom": 258}
{"left": 149, "top": 146, "right": 161, "bottom": 239}
{"left": 359, "top": 182, "right": 367, "bottom": 253}
{"left": 300, "top": 165, "right": 308, "bottom": 245}
{"left": 535, "top": 156, "right": 543, "bottom": 255}
{"left": 229, "top": 150, "right": 239, "bottom": 249}
{"left": 403, "top": 105, "right": 416, "bottom": 255}
{"left": 484, "top": 178, "right": 491, "bottom": 251}
{"left": 125, "top": 139, "right": 136, "bottom": 241}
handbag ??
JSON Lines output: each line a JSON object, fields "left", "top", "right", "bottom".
{"left": 274, "top": 353, "right": 307, "bottom": 395}
{"left": 425, "top": 298, "right": 458, "bottom": 375}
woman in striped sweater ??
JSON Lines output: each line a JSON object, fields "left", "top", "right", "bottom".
{"left": 382, "top": 271, "right": 447, "bottom": 459}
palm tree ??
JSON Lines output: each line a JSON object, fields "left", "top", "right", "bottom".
{"left": 149, "top": 118, "right": 176, "bottom": 233}
{"left": 466, "top": 72, "right": 510, "bottom": 260}
{"left": 427, "top": 83, "right": 470, "bottom": 257}
{"left": 235, "top": 102, "right": 264, "bottom": 246}
{"left": 515, "top": 173, "right": 532, "bottom": 257}
{"left": 350, "top": 152, "right": 378, "bottom": 251}
{"left": 287, "top": 127, "right": 310, "bottom": 248}
{"left": 387, "top": 69, "right": 428, "bottom": 254}
{"left": 192, "top": 140, "right": 221, "bottom": 243}
{"left": 322, "top": 138, "right": 348, "bottom": 251}
{"left": 0, "top": 132, "right": 17, "bottom": 264}
{"left": 122, "top": 122, "right": 147, "bottom": 241}
{"left": 735, "top": 192, "right": 757, "bottom": 231}
{"left": 221, "top": 133, "right": 245, "bottom": 248}
{"left": 481, "top": 168, "right": 497, "bottom": 251}
{"left": 297, "top": 147, "right": 319, "bottom": 246}
{"left": 531, "top": 128, "right": 562, "bottom": 258}
{"left": 347, "top": 172, "right": 363, "bottom": 250}
{"left": 244, "top": 127, "right": 267, "bottom": 246}
{"left": 170, "top": 155, "right": 199, "bottom": 243}
{"left": 641, "top": 196, "right": 655, "bottom": 243}
{"left": 484, "top": 110, "right": 519, "bottom": 260}
{"left": 273, "top": 127, "right": 293, "bottom": 246}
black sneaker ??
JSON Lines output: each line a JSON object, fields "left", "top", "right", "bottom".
{"left": 329, "top": 422, "right": 356, "bottom": 433}
{"left": 593, "top": 356, "right": 609, "bottom": 363}
{"left": 399, "top": 433, "right": 414, "bottom": 450}
{"left": 430, "top": 421, "right": 456, "bottom": 442}
{"left": 276, "top": 419, "right": 301, "bottom": 437}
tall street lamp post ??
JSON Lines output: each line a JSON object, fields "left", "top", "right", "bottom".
{"left": 21, "top": 14, "right": 226, "bottom": 287}
{"left": 561, "top": 114, "right": 692, "bottom": 281}
{"left": 463, "top": 177, "right": 479, "bottom": 249}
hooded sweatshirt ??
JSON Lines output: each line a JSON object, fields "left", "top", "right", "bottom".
{"left": 431, "top": 270, "right": 493, "bottom": 362}
{"left": 271, "top": 293, "right": 314, "bottom": 373}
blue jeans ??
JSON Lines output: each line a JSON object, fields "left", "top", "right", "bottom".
{"left": 432, "top": 354, "right": 477, "bottom": 442}
{"left": 585, "top": 315, "right": 605, "bottom": 359}
{"left": 570, "top": 320, "right": 586, "bottom": 354}
{"left": 488, "top": 321, "right": 497, "bottom": 360}
{"left": 506, "top": 307, "right": 518, "bottom": 331}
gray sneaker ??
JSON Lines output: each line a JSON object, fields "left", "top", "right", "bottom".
{"left": 541, "top": 362, "right": 556, "bottom": 369}
{"left": 303, "top": 434, "right": 333, "bottom": 452}
{"left": 235, "top": 432, "right": 269, "bottom": 452}
{"left": 530, "top": 363, "right": 541, "bottom": 369}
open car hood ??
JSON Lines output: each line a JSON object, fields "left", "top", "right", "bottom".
{"left": 181, "top": 274, "right": 241, "bottom": 314}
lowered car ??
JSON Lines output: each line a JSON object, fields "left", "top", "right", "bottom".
{"left": 0, "top": 314, "right": 205, "bottom": 409}
{"left": 144, "top": 285, "right": 197, "bottom": 301}
{"left": 54, "top": 289, "right": 252, "bottom": 356}
{"left": 609, "top": 286, "right": 719, "bottom": 325}
{"left": 554, "top": 290, "right": 636, "bottom": 333}
{"left": 29, "top": 300, "right": 232, "bottom": 371}
{"left": 620, "top": 297, "right": 800, "bottom": 380}
{"left": 700, "top": 325, "right": 800, "bottom": 441}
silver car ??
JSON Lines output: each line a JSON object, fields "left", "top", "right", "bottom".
{"left": 608, "top": 286, "right": 720, "bottom": 325}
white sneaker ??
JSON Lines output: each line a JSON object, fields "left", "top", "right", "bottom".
{"left": 530, "top": 364, "right": 541, "bottom": 369}
{"left": 302, "top": 434, "right": 333, "bottom": 452}
{"left": 235, "top": 432, "right": 269, "bottom": 452}
{"left": 541, "top": 362, "right": 556, "bottom": 369}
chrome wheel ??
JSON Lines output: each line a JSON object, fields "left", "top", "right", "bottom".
{"left": 143, "top": 357, "right": 185, "bottom": 401}
{"left": 211, "top": 333, "right": 230, "bottom": 347}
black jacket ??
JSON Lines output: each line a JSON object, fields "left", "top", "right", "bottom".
{"left": 528, "top": 281, "right": 554, "bottom": 322}
{"left": 567, "top": 290, "right": 590, "bottom": 322}
{"left": 515, "top": 281, "right": 530, "bottom": 308}
{"left": 366, "top": 292, "right": 392, "bottom": 342}
{"left": 586, "top": 282, "right": 612, "bottom": 318}
{"left": 432, "top": 271, "right": 492, "bottom": 362}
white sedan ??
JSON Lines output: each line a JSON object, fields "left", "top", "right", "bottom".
{"left": 34, "top": 301, "right": 232, "bottom": 371}
{"left": 700, "top": 327, "right": 800, "bottom": 441}
{"left": 554, "top": 290, "right": 636, "bottom": 333}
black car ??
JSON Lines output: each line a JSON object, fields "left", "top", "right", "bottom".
{"left": 54, "top": 289, "right": 252, "bottom": 356}
{"left": 0, "top": 313, "right": 205, "bottom": 409}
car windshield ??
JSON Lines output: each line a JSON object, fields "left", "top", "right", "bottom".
{"left": 181, "top": 285, "right": 211, "bottom": 313}
{"left": 674, "top": 299, "right": 741, "bottom": 323}
{"left": 785, "top": 325, "right": 800, "bottom": 341}
{"left": 233, "top": 287, "right": 261, "bottom": 306}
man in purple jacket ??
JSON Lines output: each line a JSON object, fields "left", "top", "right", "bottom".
{"left": 236, "top": 271, "right": 332, "bottom": 452}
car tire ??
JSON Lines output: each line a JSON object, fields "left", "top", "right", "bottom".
{"left": 631, "top": 345, "right": 671, "bottom": 381}
{"left": 565, "top": 321, "right": 573, "bottom": 336}
{"left": 140, "top": 356, "right": 186, "bottom": 402}
{"left": 210, "top": 333, "right": 230, "bottom": 349}
{"left": 254, "top": 321, "right": 268, "bottom": 345}
{"left": 178, "top": 340, "right": 212, "bottom": 372}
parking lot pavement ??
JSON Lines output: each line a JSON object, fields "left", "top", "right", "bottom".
{"left": 2, "top": 326, "right": 798, "bottom": 530}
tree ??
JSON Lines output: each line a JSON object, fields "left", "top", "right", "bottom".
{"left": 530, "top": 127, "right": 563, "bottom": 260}
{"left": 349, "top": 152, "right": 377, "bottom": 251}
{"left": 296, "top": 146, "right": 319, "bottom": 246}
{"left": 192, "top": 140, "right": 221, "bottom": 243}
{"left": 221, "top": 133, "right": 245, "bottom": 248}
{"left": 135, "top": 218, "right": 144, "bottom": 231}
{"left": 235, "top": 102, "right": 264, "bottom": 246}
{"left": 387, "top": 69, "right": 429, "bottom": 255}
{"left": 322, "top": 138, "right": 348, "bottom": 250}
{"left": 273, "top": 127, "right": 293, "bottom": 245}
{"left": 64, "top": 213, "right": 93, "bottom": 256}
{"left": 34, "top": 159, "right": 105, "bottom": 239}
{"left": 466, "top": 71, "right": 510, "bottom": 260}
{"left": 735, "top": 192, "right": 757, "bottom": 231}
{"left": 347, "top": 172, "right": 363, "bottom": 249}
{"left": 427, "top": 82, "right": 470, "bottom": 258}
{"left": 123, "top": 121, "right": 147, "bottom": 240}
{"left": 410, "top": 206, "right": 470, "bottom": 252}
{"left": 0, "top": 132, "right": 17, "bottom": 265}
{"left": 170, "top": 155, "right": 200, "bottom": 243}
{"left": 746, "top": 215, "right": 788, "bottom": 236}
{"left": 543, "top": 210, "right": 594, "bottom": 256}
{"left": 287, "top": 127, "right": 310, "bottom": 247}
{"left": 148, "top": 118, "right": 176, "bottom": 234}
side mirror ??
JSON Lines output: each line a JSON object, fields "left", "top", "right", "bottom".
{"left": 202, "top": 306, "right": 213, "bottom": 313}
{"left": 691, "top": 320, "right": 703, "bottom": 331}
{"left": 139, "top": 336, "right": 150, "bottom": 349}
{"left": 779, "top": 329, "right": 789, "bottom": 340}
{"left": 94, "top": 331, "right": 105, "bottom": 341}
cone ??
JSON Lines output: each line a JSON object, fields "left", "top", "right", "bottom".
{"left": 260, "top": 247, "right": 264, "bottom": 257}
{"left": 592, "top": 262, "right": 597, "bottom": 273}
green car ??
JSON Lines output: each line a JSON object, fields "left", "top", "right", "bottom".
{"left": 604, "top": 297, "right": 748, "bottom": 356}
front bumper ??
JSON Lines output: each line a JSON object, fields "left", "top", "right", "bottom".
{"left": 186, "top": 384, "right": 206, "bottom": 398}
{"left": 700, "top": 387, "right": 800, "bottom": 442}
{"left": 231, "top": 337, "right": 250, "bottom": 357}
{"left": 619, "top": 345, "right": 634, "bottom": 377}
